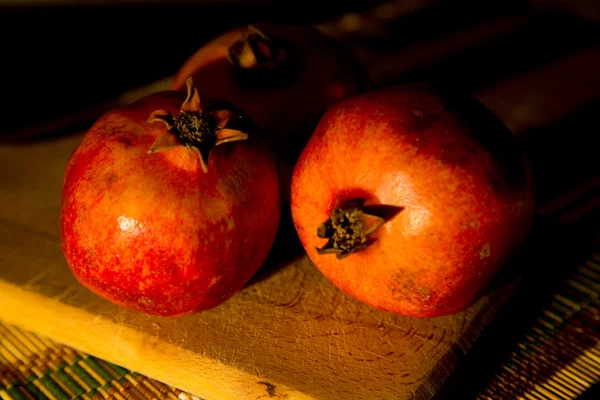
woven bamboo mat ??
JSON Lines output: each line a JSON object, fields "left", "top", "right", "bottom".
{"left": 475, "top": 247, "right": 600, "bottom": 400}
{"left": 0, "top": 323, "right": 198, "bottom": 400}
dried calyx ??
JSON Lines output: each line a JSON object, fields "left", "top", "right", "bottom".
{"left": 227, "top": 25, "right": 298, "bottom": 87}
{"left": 316, "top": 200, "right": 386, "bottom": 260}
{"left": 147, "top": 77, "right": 248, "bottom": 173}
{"left": 228, "top": 25, "right": 289, "bottom": 69}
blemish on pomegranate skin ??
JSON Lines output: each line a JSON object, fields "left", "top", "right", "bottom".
{"left": 117, "top": 136, "right": 133, "bottom": 147}
{"left": 138, "top": 296, "right": 154, "bottom": 307}
{"left": 389, "top": 270, "right": 418, "bottom": 303}
{"left": 208, "top": 276, "right": 221, "bottom": 288}
{"left": 479, "top": 243, "right": 491, "bottom": 258}
{"left": 258, "top": 381, "right": 276, "bottom": 398}
{"left": 105, "top": 172, "right": 117, "bottom": 185}
{"left": 138, "top": 279, "right": 152, "bottom": 291}
{"left": 417, "top": 287, "right": 432, "bottom": 302}
{"left": 461, "top": 219, "right": 480, "bottom": 231}
{"left": 227, "top": 218, "right": 235, "bottom": 230}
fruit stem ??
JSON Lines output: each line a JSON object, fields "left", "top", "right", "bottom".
{"left": 146, "top": 77, "right": 248, "bottom": 173}
{"left": 316, "top": 200, "right": 385, "bottom": 260}
{"left": 228, "top": 25, "right": 289, "bottom": 70}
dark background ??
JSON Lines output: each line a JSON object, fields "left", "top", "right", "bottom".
{"left": 0, "top": 0, "right": 598, "bottom": 136}
{"left": 0, "top": 0, "right": 383, "bottom": 135}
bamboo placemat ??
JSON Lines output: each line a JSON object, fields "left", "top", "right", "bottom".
{"left": 0, "top": 323, "right": 198, "bottom": 400}
{"left": 475, "top": 247, "right": 600, "bottom": 400}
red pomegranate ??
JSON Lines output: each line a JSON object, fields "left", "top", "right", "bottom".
{"left": 172, "top": 23, "right": 365, "bottom": 140}
{"left": 291, "top": 83, "right": 535, "bottom": 318}
{"left": 172, "top": 23, "right": 366, "bottom": 203}
{"left": 60, "top": 79, "right": 280, "bottom": 316}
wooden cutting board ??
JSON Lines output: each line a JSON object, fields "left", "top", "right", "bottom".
{"left": 0, "top": 127, "right": 518, "bottom": 400}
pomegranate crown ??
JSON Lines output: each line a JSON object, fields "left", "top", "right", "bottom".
{"left": 146, "top": 77, "right": 248, "bottom": 173}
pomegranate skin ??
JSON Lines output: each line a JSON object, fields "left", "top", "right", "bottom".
{"left": 291, "top": 83, "right": 535, "bottom": 318}
{"left": 60, "top": 91, "right": 280, "bottom": 317}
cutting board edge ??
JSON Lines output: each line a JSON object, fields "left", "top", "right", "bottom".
{"left": 0, "top": 280, "right": 316, "bottom": 400}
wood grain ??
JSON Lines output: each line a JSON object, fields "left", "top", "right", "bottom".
{"left": 0, "top": 133, "right": 516, "bottom": 399}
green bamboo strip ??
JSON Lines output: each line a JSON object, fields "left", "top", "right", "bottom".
{"left": 1, "top": 326, "right": 80, "bottom": 399}
{"left": 11, "top": 332, "right": 77, "bottom": 399}
{"left": 100, "top": 370, "right": 150, "bottom": 400}
{"left": 3, "top": 386, "right": 29, "bottom": 400}
{"left": 89, "top": 362, "right": 142, "bottom": 400}
{"left": 61, "top": 367, "right": 94, "bottom": 400}
{"left": 101, "top": 363, "right": 127, "bottom": 379}
{"left": 92, "top": 360, "right": 146, "bottom": 400}
{"left": 40, "top": 376, "right": 69, "bottom": 400}
{"left": 83, "top": 359, "right": 112, "bottom": 385}
{"left": 30, "top": 379, "right": 58, "bottom": 400}
{"left": 76, "top": 359, "right": 125, "bottom": 400}
{"left": 19, "top": 380, "right": 47, "bottom": 400}
{"left": 68, "top": 363, "right": 100, "bottom": 393}
{"left": 9, "top": 333, "right": 96, "bottom": 400}
{"left": 85, "top": 356, "right": 146, "bottom": 400}
{"left": 0, "top": 326, "right": 73, "bottom": 400}
{"left": 66, "top": 349, "right": 145, "bottom": 399}
{"left": 0, "top": 324, "right": 173, "bottom": 400}
{"left": 54, "top": 370, "right": 85, "bottom": 398}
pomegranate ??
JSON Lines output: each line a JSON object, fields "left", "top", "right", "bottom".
{"left": 172, "top": 23, "right": 366, "bottom": 139}
{"left": 291, "top": 83, "right": 535, "bottom": 318}
{"left": 60, "top": 78, "right": 280, "bottom": 316}
{"left": 172, "top": 23, "right": 366, "bottom": 203}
